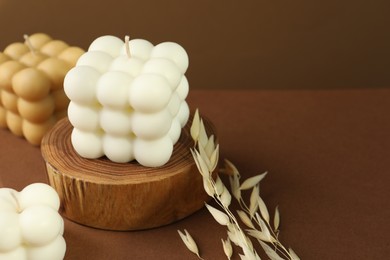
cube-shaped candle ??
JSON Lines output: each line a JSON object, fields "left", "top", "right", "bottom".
{"left": 0, "top": 33, "right": 84, "bottom": 145}
{"left": 64, "top": 35, "right": 190, "bottom": 167}
{"left": 0, "top": 183, "right": 66, "bottom": 260}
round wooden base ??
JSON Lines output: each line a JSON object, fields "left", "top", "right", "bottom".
{"left": 41, "top": 117, "right": 215, "bottom": 231}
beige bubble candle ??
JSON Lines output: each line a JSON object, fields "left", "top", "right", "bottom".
{"left": 0, "top": 33, "right": 84, "bottom": 145}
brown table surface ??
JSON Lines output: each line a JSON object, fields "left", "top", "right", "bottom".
{"left": 1, "top": 88, "right": 390, "bottom": 259}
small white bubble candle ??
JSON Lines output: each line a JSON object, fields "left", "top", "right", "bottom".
{"left": 0, "top": 183, "right": 66, "bottom": 260}
{"left": 64, "top": 35, "right": 190, "bottom": 167}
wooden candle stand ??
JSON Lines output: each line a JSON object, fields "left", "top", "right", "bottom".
{"left": 41, "top": 117, "right": 215, "bottom": 231}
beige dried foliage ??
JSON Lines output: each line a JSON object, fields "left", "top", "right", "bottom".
{"left": 257, "top": 196, "right": 270, "bottom": 224}
{"left": 215, "top": 176, "right": 225, "bottom": 196}
{"left": 192, "top": 149, "right": 210, "bottom": 179}
{"left": 202, "top": 178, "right": 214, "bottom": 197}
{"left": 239, "top": 172, "right": 267, "bottom": 191}
{"left": 223, "top": 159, "right": 240, "bottom": 177}
{"left": 227, "top": 224, "right": 241, "bottom": 246}
{"left": 229, "top": 173, "right": 242, "bottom": 202}
{"left": 179, "top": 109, "right": 299, "bottom": 260}
{"left": 289, "top": 248, "right": 300, "bottom": 260}
{"left": 198, "top": 119, "right": 208, "bottom": 147}
{"left": 209, "top": 144, "right": 219, "bottom": 172}
{"left": 274, "top": 206, "right": 280, "bottom": 232}
{"left": 220, "top": 188, "right": 232, "bottom": 207}
{"left": 205, "top": 135, "right": 215, "bottom": 157}
{"left": 247, "top": 229, "right": 273, "bottom": 243}
{"left": 221, "top": 238, "right": 233, "bottom": 260}
{"left": 259, "top": 241, "right": 285, "bottom": 260}
{"left": 205, "top": 203, "right": 230, "bottom": 226}
{"left": 249, "top": 185, "right": 260, "bottom": 218}
{"left": 178, "top": 229, "right": 203, "bottom": 259}
{"left": 237, "top": 210, "right": 255, "bottom": 229}
{"left": 256, "top": 215, "right": 275, "bottom": 243}
{"left": 190, "top": 109, "right": 200, "bottom": 142}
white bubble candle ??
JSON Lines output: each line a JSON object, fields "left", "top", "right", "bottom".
{"left": 64, "top": 35, "right": 190, "bottom": 167}
{"left": 0, "top": 183, "right": 66, "bottom": 260}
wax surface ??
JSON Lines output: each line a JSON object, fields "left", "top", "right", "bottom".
{"left": 0, "top": 33, "right": 84, "bottom": 145}
{"left": 0, "top": 183, "right": 66, "bottom": 260}
{"left": 64, "top": 35, "right": 190, "bottom": 167}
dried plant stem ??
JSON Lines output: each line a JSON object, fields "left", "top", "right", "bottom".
{"left": 238, "top": 197, "right": 291, "bottom": 259}
{"left": 209, "top": 177, "right": 252, "bottom": 253}
{"left": 179, "top": 109, "right": 300, "bottom": 260}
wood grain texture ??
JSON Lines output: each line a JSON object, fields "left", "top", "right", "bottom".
{"left": 41, "top": 117, "right": 216, "bottom": 231}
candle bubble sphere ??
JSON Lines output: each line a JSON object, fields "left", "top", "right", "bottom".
{"left": 129, "top": 74, "right": 172, "bottom": 113}
{"left": 103, "top": 135, "right": 134, "bottom": 163}
{"left": 100, "top": 108, "right": 133, "bottom": 136}
{"left": 0, "top": 211, "right": 21, "bottom": 251}
{"left": 89, "top": 35, "right": 124, "bottom": 58}
{"left": 119, "top": 38, "right": 154, "bottom": 60}
{"left": 97, "top": 71, "right": 133, "bottom": 109}
{"left": 76, "top": 51, "right": 113, "bottom": 73}
{"left": 18, "top": 183, "right": 60, "bottom": 211}
{"left": 64, "top": 66, "right": 100, "bottom": 105}
{"left": 19, "top": 206, "right": 62, "bottom": 246}
{"left": 134, "top": 136, "right": 173, "bottom": 167}
{"left": 151, "top": 42, "right": 189, "bottom": 73}
{"left": 68, "top": 102, "right": 100, "bottom": 132}
{"left": 71, "top": 128, "right": 104, "bottom": 159}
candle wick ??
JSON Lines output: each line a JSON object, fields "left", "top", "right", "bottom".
{"left": 24, "top": 34, "right": 36, "bottom": 55}
{"left": 125, "top": 35, "right": 131, "bottom": 58}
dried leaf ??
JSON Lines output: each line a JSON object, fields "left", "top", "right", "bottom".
{"left": 205, "top": 203, "right": 230, "bottom": 226}
{"left": 229, "top": 174, "right": 241, "bottom": 202}
{"left": 205, "top": 135, "right": 215, "bottom": 157}
{"left": 239, "top": 172, "right": 267, "bottom": 190}
{"left": 244, "top": 234, "right": 254, "bottom": 252}
{"left": 227, "top": 231, "right": 239, "bottom": 246}
{"left": 221, "top": 238, "right": 233, "bottom": 260}
{"left": 190, "top": 109, "right": 200, "bottom": 142}
{"left": 259, "top": 241, "right": 284, "bottom": 260}
{"left": 209, "top": 144, "right": 219, "bottom": 172}
{"left": 198, "top": 141, "right": 212, "bottom": 171}
{"left": 256, "top": 215, "right": 275, "bottom": 243}
{"left": 220, "top": 188, "right": 232, "bottom": 207}
{"left": 223, "top": 159, "right": 240, "bottom": 177}
{"left": 274, "top": 205, "right": 280, "bottom": 231}
{"left": 203, "top": 178, "right": 215, "bottom": 197}
{"left": 193, "top": 149, "right": 210, "bottom": 179}
{"left": 242, "top": 245, "right": 260, "bottom": 260}
{"left": 198, "top": 119, "right": 208, "bottom": 147}
{"left": 239, "top": 254, "right": 247, "bottom": 260}
{"left": 190, "top": 149, "right": 202, "bottom": 177}
{"left": 237, "top": 210, "right": 255, "bottom": 229}
{"left": 247, "top": 229, "right": 273, "bottom": 243}
{"left": 257, "top": 195, "right": 270, "bottom": 224}
{"left": 289, "top": 248, "right": 300, "bottom": 260}
{"left": 249, "top": 185, "right": 259, "bottom": 218}
{"left": 177, "top": 229, "right": 203, "bottom": 259}
{"left": 215, "top": 176, "right": 225, "bottom": 195}
{"left": 227, "top": 223, "right": 241, "bottom": 246}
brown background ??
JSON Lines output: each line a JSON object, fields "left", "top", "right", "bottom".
{"left": 1, "top": 1, "right": 390, "bottom": 259}
{"left": 1, "top": 0, "right": 390, "bottom": 89}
